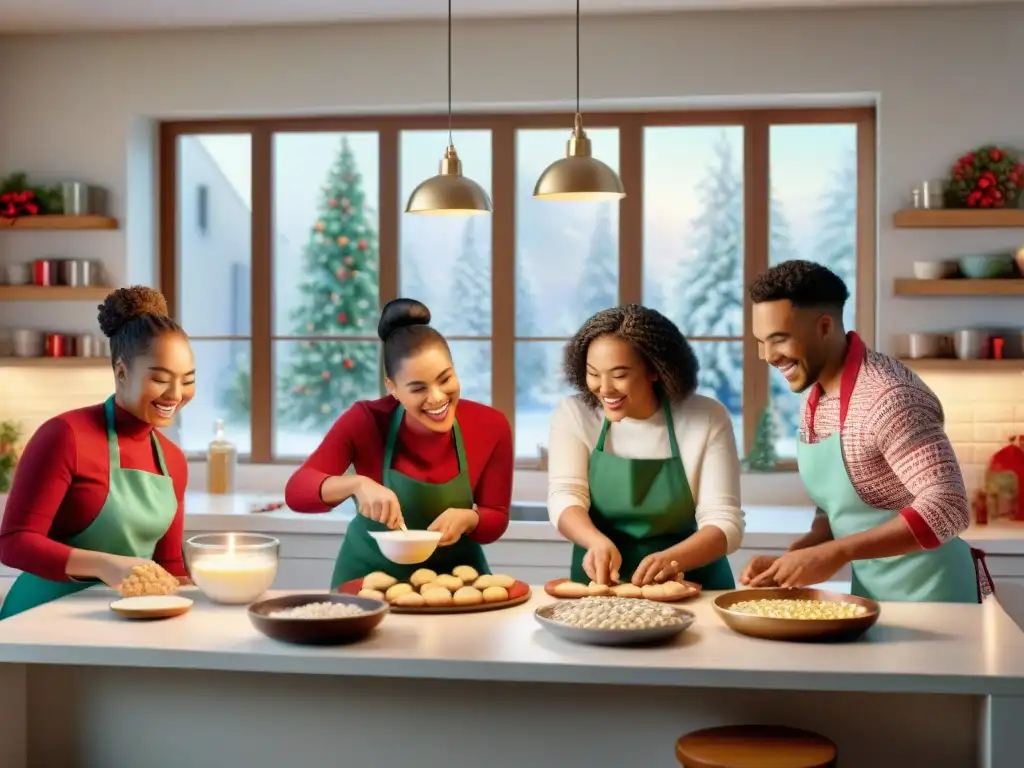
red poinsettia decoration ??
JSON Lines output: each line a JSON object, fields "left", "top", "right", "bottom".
{"left": 0, "top": 190, "right": 40, "bottom": 218}
{"left": 945, "top": 145, "right": 1024, "bottom": 209}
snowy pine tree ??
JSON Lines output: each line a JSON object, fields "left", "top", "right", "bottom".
{"left": 575, "top": 203, "right": 618, "bottom": 320}
{"left": 673, "top": 131, "right": 744, "bottom": 416}
{"left": 769, "top": 192, "right": 803, "bottom": 453}
{"left": 814, "top": 147, "right": 857, "bottom": 330}
{"left": 445, "top": 218, "right": 491, "bottom": 403}
{"left": 400, "top": 240, "right": 435, "bottom": 311}
{"left": 515, "top": 265, "right": 549, "bottom": 409}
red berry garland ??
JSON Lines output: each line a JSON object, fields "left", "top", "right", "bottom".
{"left": 945, "top": 145, "right": 1023, "bottom": 209}
{"left": 0, "top": 190, "right": 40, "bottom": 218}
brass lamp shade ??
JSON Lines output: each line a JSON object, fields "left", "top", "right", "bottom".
{"left": 533, "top": 114, "right": 626, "bottom": 202}
{"left": 405, "top": 144, "right": 491, "bottom": 215}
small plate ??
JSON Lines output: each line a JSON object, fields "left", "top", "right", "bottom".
{"left": 535, "top": 602, "right": 696, "bottom": 646}
{"left": 110, "top": 595, "right": 194, "bottom": 620}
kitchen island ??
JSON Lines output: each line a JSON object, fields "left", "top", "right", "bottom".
{"left": 1, "top": 589, "right": 1022, "bottom": 768}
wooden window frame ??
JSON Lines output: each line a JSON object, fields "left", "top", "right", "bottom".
{"left": 159, "top": 106, "right": 876, "bottom": 467}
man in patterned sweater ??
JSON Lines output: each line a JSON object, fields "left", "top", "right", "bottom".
{"left": 742, "top": 260, "right": 989, "bottom": 602}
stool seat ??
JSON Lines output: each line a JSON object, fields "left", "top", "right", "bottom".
{"left": 676, "top": 725, "right": 836, "bottom": 768}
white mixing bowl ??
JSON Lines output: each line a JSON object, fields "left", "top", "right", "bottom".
{"left": 369, "top": 530, "right": 442, "bottom": 564}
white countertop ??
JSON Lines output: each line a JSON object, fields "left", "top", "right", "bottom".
{"left": 171, "top": 492, "right": 1024, "bottom": 553}
{"left": 1, "top": 587, "right": 1023, "bottom": 696}
{"left": 4, "top": 491, "right": 1024, "bottom": 552}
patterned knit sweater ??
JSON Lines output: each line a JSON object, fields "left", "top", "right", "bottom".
{"left": 801, "top": 332, "right": 968, "bottom": 548}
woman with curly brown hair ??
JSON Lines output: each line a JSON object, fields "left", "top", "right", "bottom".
{"left": 547, "top": 304, "right": 744, "bottom": 588}
{"left": 0, "top": 286, "right": 194, "bottom": 619}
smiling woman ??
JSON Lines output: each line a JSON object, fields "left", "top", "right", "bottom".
{"left": 284, "top": 298, "right": 515, "bottom": 589}
{"left": 0, "top": 286, "right": 195, "bottom": 620}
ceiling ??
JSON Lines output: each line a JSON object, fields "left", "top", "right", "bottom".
{"left": 0, "top": 0, "right": 1019, "bottom": 34}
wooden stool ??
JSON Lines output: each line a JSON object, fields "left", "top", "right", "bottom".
{"left": 676, "top": 725, "right": 837, "bottom": 768}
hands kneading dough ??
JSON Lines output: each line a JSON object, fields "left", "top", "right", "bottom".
{"left": 552, "top": 578, "right": 695, "bottom": 602}
{"left": 359, "top": 567, "right": 519, "bottom": 609}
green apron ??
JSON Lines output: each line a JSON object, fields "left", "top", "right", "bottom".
{"left": 797, "top": 425, "right": 980, "bottom": 603}
{"left": 330, "top": 405, "right": 490, "bottom": 589}
{"left": 0, "top": 396, "right": 178, "bottom": 620}
{"left": 569, "top": 398, "right": 735, "bottom": 589}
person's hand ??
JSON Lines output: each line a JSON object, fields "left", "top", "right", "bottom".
{"left": 631, "top": 549, "right": 684, "bottom": 586}
{"left": 582, "top": 538, "right": 622, "bottom": 585}
{"left": 749, "top": 543, "right": 847, "bottom": 589}
{"left": 98, "top": 555, "right": 177, "bottom": 596}
{"left": 740, "top": 555, "right": 778, "bottom": 586}
{"left": 353, "top": 477, "right": 403, "bottom": 529}
{"left": 427, "top": 507, "right": 479, "bottom": 546}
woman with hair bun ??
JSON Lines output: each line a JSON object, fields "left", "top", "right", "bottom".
{"left": 548, "top": 304, "right": 744, "bottom": 589}
{"left": 286, "top": 298, "right": 513, "bottom": 588}
{"left": 0, "top": 286, "right": 195, "bottom": 619}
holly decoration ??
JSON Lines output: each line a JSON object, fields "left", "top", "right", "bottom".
{"left": 945, "top": 145, "right": 1024, "bottom": 209}
{"left": 278, "top": 137, "right": 381, "bottom": 428}
{"left": 0, "top": 172, "right": 63, "bottom": 218}
{"left": 742, "top": 407, "right": 778, "bottom": 472}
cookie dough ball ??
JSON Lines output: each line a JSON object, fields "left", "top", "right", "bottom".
{"left": 473, "top": 575, "right": 497, "bottom": 590}
{"left": 363, "top": 572, "right": 398, "bottom": 591}
{"left": 358, "top": 588, "right": 385, "bottom": 601}
{"left": 453, "top": 586, "right": 483, "bottom": 606}
{"left": 118, "top": 562, "right": 179, "bottom": 598}
{"left": 641, "top": 584, "right": 667, "bottom": 600}
{"left": 385, "top": 583, "right": 414, "bottom": 603}
{"left": 452, "top": 565, "right": 479, "bottom": 583}
{"left": 422, "top": 587, "right": 454, "bottom": 607}
{"left": 610, "top": 583, "right": 642, "bottom": 598}
{"left": 661, "top": 581, "right": 693, "bottom": 599}
{"left": 410, "top": 568, "right": 437, "bottom": 588}
{"left": 586, "top": 581, "right": 610, "bottom": 596}
{"left": 435, "top": 574, "right": 463, "bottom": 591}
{"left": 418, "top": 581, "right": 444, "bottom": 594}
{"left": 394, "top": 591, "right": 426, "bottom": 607}
{"left": 482, "top": 586, "right": 509, "bottom": 603}
{"left": 489, "top": 574, "right": 516, "bottom": 589}
{"left": 553, "top": 581, "right": 589, "bottom": 598}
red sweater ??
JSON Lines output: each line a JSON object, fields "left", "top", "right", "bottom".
{"left": 285, "top": 397, "right": 513, "bottom": 544}
{"left": 0, "top": 402, "right": 188, "bottom": 582}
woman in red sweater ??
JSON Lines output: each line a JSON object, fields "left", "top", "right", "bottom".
{"left": 286, "top": 298, "right": 513, "bottom": 588}
{"left": 0, "top": 287, "right": 194, "bottom": 620}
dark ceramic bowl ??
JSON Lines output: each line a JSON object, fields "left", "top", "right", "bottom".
{"left": 248, "top": 593, "right": 388, "bottom": 645}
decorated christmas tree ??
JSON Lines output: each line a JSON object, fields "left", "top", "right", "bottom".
{"left": 222, "top": 349, "right": 251, "bottom": 426}
{"left": 278, "top": 138, "right": 381, "bottom": 428}
{"left": 743, "top": 407, "right": 779, "bottom": 472}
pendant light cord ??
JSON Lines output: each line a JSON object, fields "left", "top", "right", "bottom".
{"left": 575, "top": 0, "right": 580, "bottom": 115}
{"left": 447, "top": 0, "right": 453, "bottom": 147}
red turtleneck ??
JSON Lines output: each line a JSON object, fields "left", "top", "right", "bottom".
{"left": 0, "top": 402, "right": 188, "bottom": 582}
{"left": 285, "top": 396, "right": 513, "bottom": 544}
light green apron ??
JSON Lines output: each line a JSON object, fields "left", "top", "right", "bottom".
{"left": 797, "top": 426, "right": 980, "bottom": 603}
{"left": 0, "top": 396, "right": 179, "bottom": 620}
{"left": 330, "top": 405, "right": 490, "bottom": 589}
{"left": 569, "top": 398, "right": 735, "bottom": 589}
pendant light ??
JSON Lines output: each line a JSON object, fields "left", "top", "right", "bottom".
{"left": 405, "top": 0, "right": 491, "bottom": 216}
{"left": 533, "top": 0, "right": 625, "bottom": 202}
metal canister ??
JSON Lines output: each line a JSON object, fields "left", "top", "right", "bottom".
{"left": 62, "top": 182, "right": 94, "bottom": 215}
{"left": 11, "top": 330, "right": 43, "bottom": 357}
{"left": 74, "top": 334, "right": 97, "bottom": 357}
{"left": 32, "top": 260, "right": 52, "bottom": 286}
{"left": 44, "top": 333, "right": 67, "bottom": 357}
{"left": 60, "top": 259, "right": 95, "bottom": 287}
{"left": 93, "top": 335, "right": 111, "bottom": 358}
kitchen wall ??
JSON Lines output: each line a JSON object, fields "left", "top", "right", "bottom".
{"left": 1, "top": 4, "right": 1022, "bottom": 499}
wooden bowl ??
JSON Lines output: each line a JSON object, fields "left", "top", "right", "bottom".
{"left": 713, "top": 587, "right": 880, "bottom": 642}
{"left": 248, "top": 593, "right": 388, "bottom": 645}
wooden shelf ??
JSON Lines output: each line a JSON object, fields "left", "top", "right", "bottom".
{"left": 894, "top": 279, "right": 1024, "bottom": 296}
{"left": 0, "top": 357, "right": 108, "bottom": 368}
{"left": 899, "top": 358, "right": 1024, "bottom": 372}
{"left": 0, "top": 285, "right": 111, "bottom": 301}
{"left": 0, "top": 215, "right": 118, "bottom": 231}
{"left": 893, "top": 209, "right": 1024, "bottom": 228}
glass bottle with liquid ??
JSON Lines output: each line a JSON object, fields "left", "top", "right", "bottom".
{"left": 206, "top": 419, "right": 236, "bottom": 495}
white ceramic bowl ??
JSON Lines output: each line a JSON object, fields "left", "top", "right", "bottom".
{"left": 369, "top": 530, "right": 442, "bottom": 564}
{"left": 913, "top": 260, "right": 956, "bottom": 280}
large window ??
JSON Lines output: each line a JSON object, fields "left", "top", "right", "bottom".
{"left": 160, "top": 108, "right": 875, "bottom": 466}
